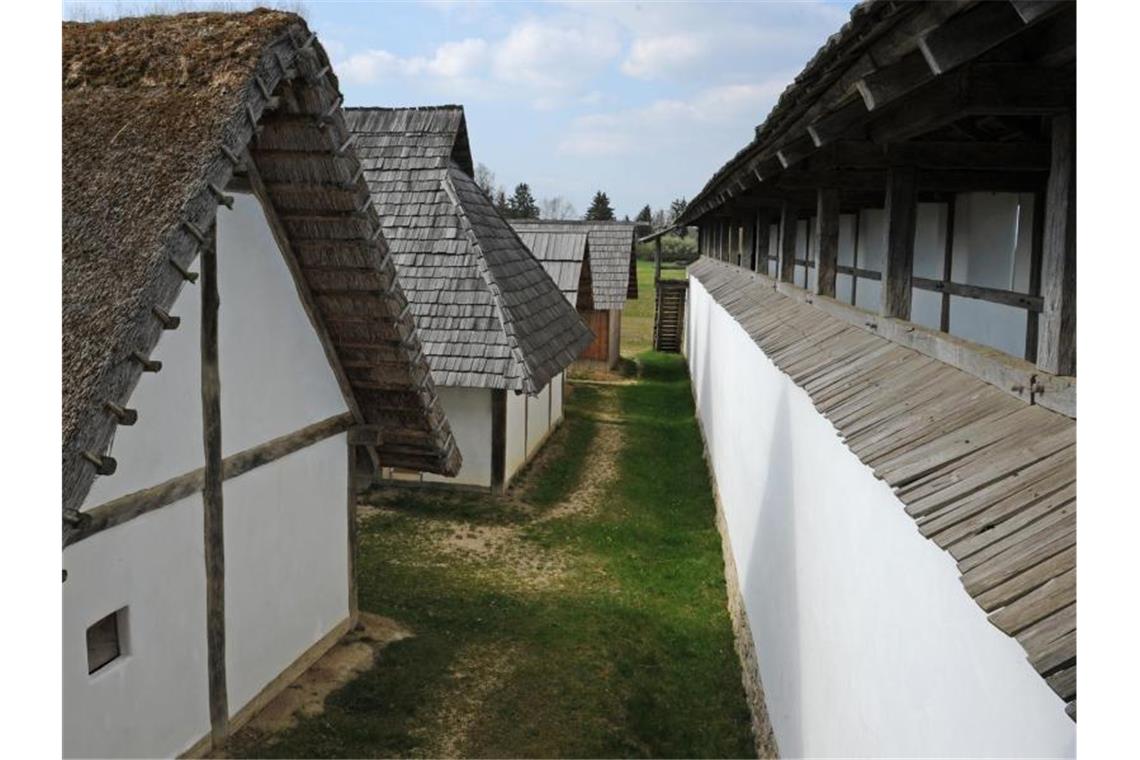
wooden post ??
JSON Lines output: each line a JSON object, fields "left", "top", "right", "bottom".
{"left": 200, "top": 228, "right": 228, "bottom": 747}
{"left": 654, "top": 237, "right": 662, "bottom": 283}
{"left": 1037, "top": 113, "right": 1075, "bottom": 375}
{"left": 778, "top": 202, "right": 797, "bottom": 283}
{"left": 851, "top": 210, "right": 861, "bottom": 305}
{"left": 881, "top": 166, "right": 918, "bottom": 319}
{"left": 346, "top": 443, "right": 360, "bottom": 622}
{"left": 756, "top": 213, "right": 772, "bottom": 276}
{"left": 815, "top": 189, "right": 839, "bottom": 297}
{"left": 1024, "top": 189, "right": 1046, "bottom": 361}
{"left": 803, "top": 215, "right": 812, "bottom": 289}
{"left": 940, "top": 197, "right": 957, "bottom": 332}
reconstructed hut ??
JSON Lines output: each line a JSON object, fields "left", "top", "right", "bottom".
{"left": 677, "top": 1, "right": 1076, "bottom": 756}
{"left": 345, "top": 106, "right": 592, "bottom": 491}
{"left": 62, "top": 12, "right": 458, "bottom": 757}
{"left": 510, "top": 219, "right": 638, "bottom": 368}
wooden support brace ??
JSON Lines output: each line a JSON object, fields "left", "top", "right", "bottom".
{"left": 880, "top": 166, "right": 918, "bottom": 319}
{"left": 1037, "top": 112, "right": 1076, "bottom": 375}
{"left": 778, "top": 202, "right": 798, "bottom": 283}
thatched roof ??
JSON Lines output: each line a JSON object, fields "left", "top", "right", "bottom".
{"left": 345, "top": 106, "right": 592, "bottom": 392}
{"left": 63, "top": 11, "right": 461, "bottom": 518}
{"left": 508, "top": 220, "right": 637, "bottom": 309}
{"left": 513, "top": 230, "right": 590, "bottom": 307}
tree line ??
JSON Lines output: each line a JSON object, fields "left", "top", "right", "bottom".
{"left": 475, "top": 162, "right": 687, "bottom": 227}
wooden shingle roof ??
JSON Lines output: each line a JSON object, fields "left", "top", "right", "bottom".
{"left": 691, "top": 257, "right": 1076, "bottom": 719}
{"left": 345, "top": 107, "right": 591, "bottom": 393}
{"left": 62, "top": 11, "right": 461, "bottom": 522}
{"left": 509, "top": 220, "right": 638, "bottom": 309}
{"left": 513, "top": 230, "right": 589, "bottom": 305}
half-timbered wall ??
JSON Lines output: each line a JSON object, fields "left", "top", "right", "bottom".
{"left": 526, "top": 383, "right": 552, "bottom": 458}
{"left": 686, "top": 276, "right": 1075, "bottom": 757}
{"left": 504, "top": 388, "right": 528, "bottom": 486}
{"left": 421, "top": 387, "right": 494, "bottom": 488}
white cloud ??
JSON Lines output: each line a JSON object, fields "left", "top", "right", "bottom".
{"left": 491, "top": 18, "right": 620, "bottom": 91}
{"left": 620, "top": 33, "right": 707, "bottom": 79}
{"left": 558, "top": 80, "right": 787, "bottom": 158}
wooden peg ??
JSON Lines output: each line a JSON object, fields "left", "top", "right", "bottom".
{"left": 182, "top": 220, "right": 207, "bottom": 245}
{"left": 169, "top": 257, "right": 199, "bottom": 283}
{"left": 220, "top": 144, "right": 242, "bottom": 167}
{"left": 82, "top": 451, "right": 117, "bottom": 476}
{"left": 104, "top": 401, "right": 138, "bottom": 426}
{"left": 208, "top": 182, "right": 235, "bottom": 209}
{"left": 152, "top": 305, "right": 180, "bottom": 330}
{"left": 130, "top": 351, "right": 162, "bottom": 373}
{"left": 336, "top": 134, "right": 356, "bottom": 155}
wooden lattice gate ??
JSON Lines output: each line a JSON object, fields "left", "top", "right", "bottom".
{"left": 653, "top": 279, "right": 688, "bottom": 352}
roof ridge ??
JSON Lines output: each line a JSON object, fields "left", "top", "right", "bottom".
{"left": 440, "top": 166, "right": 536, "bottom": 393}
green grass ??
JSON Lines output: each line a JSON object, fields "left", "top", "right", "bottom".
{"left": 623, "top": 260, "right": 688, "bottom": 356}
{"left": 230, "top": 353, "right": 755, "bottom": 759}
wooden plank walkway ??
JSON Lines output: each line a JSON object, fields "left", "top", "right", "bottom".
{"left": 691, "top": 257, "right": 1076, "bottom": 720}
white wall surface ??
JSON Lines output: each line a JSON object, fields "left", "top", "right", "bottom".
{"left": 686, "top": 276, "right": 1075, "bottom": 758}
{"left": 504, "top": 389, "right": 527, "bottom": 485}
{"left": 422, "top": 386, "right": 493, "bottom": 487}
{"left": 551, "top": 372, "right": 564, "bottom": 425}
{"left": 63, "top": 495, "right": 210, "bottom": 758}
{"left": 81, "top": 280, "right": 203, "bottom": 510}
{"left": 224, "top": 433, "right": 350, "bottom": 714}
{"left": 216, "top": 194, "right": 349, "bottom": 456}
{"left": 526, "top": 384, "right": 551, "bottom": 457}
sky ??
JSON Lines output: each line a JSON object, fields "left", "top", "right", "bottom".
{"left": 64, "top": 0, "right": 857, "bottom": 219}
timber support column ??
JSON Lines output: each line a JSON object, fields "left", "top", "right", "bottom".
{"left": 756, "top": 212, "right": 772, "bottom": 276}
{"left": 815, "top": 188, "right": 839, "bottom": 297}
{"left": 881, "top": 166, "right": 918, "bottom": 319}
{"left": 1037, "top": 112, "right": 1076, "bottom": 375}
{"left": 778, "top": 202, "right": 798, "bottom": 283}
{"left": 200, "top": 227, "right": 228, "bottom": 747}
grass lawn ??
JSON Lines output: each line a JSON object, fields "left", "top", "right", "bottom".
{"left": 623, "top": 260, "right": 689, "bottom": 356}
{"left": 230, "top": 351, "right": 756, "bottom": 759}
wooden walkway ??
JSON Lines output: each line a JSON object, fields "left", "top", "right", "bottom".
{"left": 691, "top": 257, "right": 1076, "bottom": 720}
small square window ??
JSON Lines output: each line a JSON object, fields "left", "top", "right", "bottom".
{"left": 86, "top": 607, "right": 127, "bottom": 675}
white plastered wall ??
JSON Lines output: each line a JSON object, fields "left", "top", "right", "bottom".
{"left": 504, "top": 389, "right": 528, "bottom": 485}
{"left": 551, "top": 372, "right": 564, "bottom": 425}
{"left": 525, "top": 383, "right": 551, "bottom": 457}
{"left": 63, "top": 493, "right": 210, "bottom": 758}
{"left": 422, "top": 386, "right": 493, "bottom": 488}
{"left": 686, "top": 275, "right": 1075, "bottom": 758}
{"left": 215, "top": 192, "right": 353, "bottom": 715}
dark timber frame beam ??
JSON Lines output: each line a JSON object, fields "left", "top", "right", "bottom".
{"left": 815, "top": 188, "right": 839, "bottom": 297}
{"left": 881, "top": 166, "right": 918, "bottom": 319}
{"left": 1037, "top": 112, "right": 1076, "bottom": 375}
{"left": 778, "top": 202, "right": 798, "bottom": 284}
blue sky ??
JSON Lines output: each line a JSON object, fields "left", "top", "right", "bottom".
{"left": 64, "top": 0, "right": 856, "bottom": 219}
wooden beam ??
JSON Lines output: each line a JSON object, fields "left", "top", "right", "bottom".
{"left": 491, "top": 389, "right": 506, "bottom": 493}
{"left": 815, "top": 188, "right": 839, "bottom": 297}
{"left": 881, "top": 166, "right": 918, "bottom": 319}
{"left": 1037, "top": 112, "right": 1076, "bottom": 375}
{"left": 1009, "top": 0, "right": 1066, "bottom": 25}
{"left": 778, "top": 202, "right": 798, "bottom": 284}
{"left": 917, "top": 0, "right": 1030, "bottom": 75}
{"left": 940, "top": 198, "right": 957, "bottom": 332}
{"left": 201, "top": 229, "right": 228, "bottom": 746}
{"left": 913, "top": 277, "right": 1042, "bottom": 312}
{"left": 755, "top": 212, "right": 773, "bottom": 276}
{"left": 855, "top": 50, "right": 933, "bottom": 111}
{"left": 63, "top": 413, "right": 356, "bottom": 548}
{"left": 1024, "top": 190, "right": 1046, "bottom": 361}
{"left": 818, "top": 140, "right": 1050, "bottom": 172}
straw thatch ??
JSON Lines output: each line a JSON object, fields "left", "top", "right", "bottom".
{"left": 63, "top": 11, "right": 461, "bottom": 518}
{"left": 345, "top": 106, "right": 592, "bottom": 393}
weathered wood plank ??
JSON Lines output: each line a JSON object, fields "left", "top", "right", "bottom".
{"left": 815, "top": 188, "right": 839, "bottom": 297}
{"left": 1037, "top": 112, "right": 1076, "bottom": 375}
{"left": 778, "top": 202, "right": 797, "bottom": 283}
{"left": 978, "top": 545, "right": 1075, "bottom": 614}
{"left": 988, "top": 567, "right": 1075, "bottom": 635}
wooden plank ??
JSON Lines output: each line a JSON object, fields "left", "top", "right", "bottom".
{"left": 63, "top": 413, "right": 355, "bottom": 547}
{"left": 815, "top": 188, "right": 839, "bottom": 297}
{"left": 881, "top": 166, "right": 917, "bottom": 319}
{"left": 1046, "top": 665, "right": 1076, "bottom": 701}
{"left": 987, "top": 567, "right": 1075, "bottom": 635}
{"left": 1016, "top": 602, "right": 1075, "bottom": 659}
{"left": 913, "top": 276, "right": 1042, "bottom": 312}
{"left": 1028, "top": 628, "right": 1076, "bottom": 676}
{"left": 201, "top": 230, "right": 228, "bottom": 746}
{"left": 977, "top": 544, "right": 1075, "bottom": 614}
{"left": 917, "top": 0, "right": 1029, "bottom": 75}
{"left": 1024, "top": 190, "right": 1045, "bottom": 360}
{"left": 940, "top": 198, "right": 956, "bottom": 332}
{"left": 1037, "top": 112, "right": 1076, "bottom": 375}
{"left": 778, "top": 202, "right": 797, "bottom": 283}
{"left": 960, "top": 514, "right": 1075, "bottom": 593}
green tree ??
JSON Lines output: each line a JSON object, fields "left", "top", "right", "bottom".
{"left": 585, "top": 191, "right": 615, "bottom": 221}
{"left": 635, "top": 205, "right": 652, "bottom": 223}
{"left": 668, "top": 198, "right": 689, "bottom": 236}
{"left": 507, "top": 183, "right": 540, "bottom": 219}
{"left": 493, "top": 189, "right": 511, "bottom": 217}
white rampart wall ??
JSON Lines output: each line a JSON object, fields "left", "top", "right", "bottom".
{"left": 686, "top": 275, "right": 1075, "bottom": 758}
{"left": 63, "top": 494, "right": 211, "bottom": 758}
{"left": 422, "top": 386, "right": 493, "bottom": 488}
